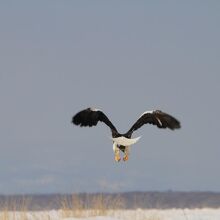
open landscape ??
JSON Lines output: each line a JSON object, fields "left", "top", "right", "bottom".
{"left": 1, "top": 1, "right": 220, "bottom": 220}
{"left": 1, "top": 193, "right": 220, "bottom": 220}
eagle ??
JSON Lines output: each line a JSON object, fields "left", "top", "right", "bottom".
{"left": 72, "top": 107, "right": 180, "bottom": 162}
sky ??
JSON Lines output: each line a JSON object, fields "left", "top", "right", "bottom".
{"left": 0, "top": 1, "right": 220, "bottom": 194}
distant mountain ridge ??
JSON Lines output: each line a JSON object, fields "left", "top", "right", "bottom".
{"left": 1, "top": 191, "right": 220, "bottom": 210}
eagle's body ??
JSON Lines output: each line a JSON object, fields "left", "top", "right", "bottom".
{"left": 72, "top": 107, "right": 180, "bottom": 162}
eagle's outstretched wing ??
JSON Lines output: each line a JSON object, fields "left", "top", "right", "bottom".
{"left": 127, "top": 110, "right": 181, "bottom": 136}
{"left": 72, "top": 108, "right": 118, "bottom": 135}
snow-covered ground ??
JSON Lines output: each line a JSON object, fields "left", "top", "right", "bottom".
{"left": 1, "top": 209, "right": 220, "bottom": 220}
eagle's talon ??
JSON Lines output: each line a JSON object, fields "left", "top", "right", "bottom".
{"left": 123, "top": 155, "right": 129, "bottom": 161}
{"left": 114, "top": 155, "right": 121, "bottom": 162}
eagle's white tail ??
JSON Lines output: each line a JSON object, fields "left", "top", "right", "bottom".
{"left": 111, "top": 136, "right": 141, "bottom": 146}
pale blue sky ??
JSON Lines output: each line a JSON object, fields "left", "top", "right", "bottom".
{"left": 0, "top": 1, "right": 220, "bottom": 194}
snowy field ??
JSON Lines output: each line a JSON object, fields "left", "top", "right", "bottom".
{"left": 1, "top": 209, "right": 220, "bottom": 220}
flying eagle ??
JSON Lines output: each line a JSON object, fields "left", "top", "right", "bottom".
{"left": 72, "top": 108, "right": 180, "bottom": 162}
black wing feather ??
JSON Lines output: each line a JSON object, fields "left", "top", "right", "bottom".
{"left": 127, "top": 110, "right": 181, "bottom": 135}
{"left": 72, "top": 108, "right": 118, "bottom": 135}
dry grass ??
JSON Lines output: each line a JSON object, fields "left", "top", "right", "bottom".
{"left": 0, "top": 196, "right": 30, "bottom": 220}
{"left": 0, "top": 195, "right": 162, "bottom": 220}
{"left": 58, "top": 194, "right": 162, "bottom": 219}
{"left": 60, "top": 194, "right": 84, "bottom": 218}
{"left": 90, "top": 194, "right": 125, "bottom": 216}
{"left": 60, "top": 193, "right": 125, "bottom": 218}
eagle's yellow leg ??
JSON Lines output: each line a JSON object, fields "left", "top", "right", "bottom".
{"left": 123, "top": 146, "right": 130, "bottom": 161}
{"left": 123, "top": 155, "right": 129, "bottom": 161}
{"left": 115, "top": 154, "right": 121, "bottom": 162}
{"left": 113, "top": 142, "right": 121, "bottom": 162}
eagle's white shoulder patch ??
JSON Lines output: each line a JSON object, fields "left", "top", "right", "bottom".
{"left": 139, "top": 110, "right": 154, "bottom": 118}
{"left": 90, "top": 107, "right": 101, "bottom": 112}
